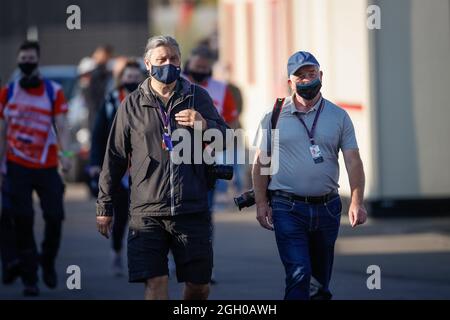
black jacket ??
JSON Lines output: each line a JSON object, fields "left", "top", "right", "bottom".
{"left": 96, "top": 77, "right": 229, "bottom": 217}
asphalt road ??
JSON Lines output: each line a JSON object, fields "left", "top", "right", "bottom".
{"left": 1, "top": 184, "right": 450, "bottom": 300}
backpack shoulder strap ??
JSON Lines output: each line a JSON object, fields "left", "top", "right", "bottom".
{"left": 267, "top": 98, "right": 285, "bottom": 157}
{"left": 105, "top": 91, "right": 119, "bottom": 121}
{"left": 6, "top": 80, "right": 56, "bottom": 106}
{"left": 6, "top": 82, "right": 15, "bottom": 103}
{"left": 43, "top": 79, "right": 55, "bottom": 112}
{"left": 270, "top": 98, "right": 285, "bottom": 130}
{"left": 42, "top": 79, "right": 58, "bottom": 136}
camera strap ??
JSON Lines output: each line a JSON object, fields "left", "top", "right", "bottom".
{"left": 267, "top": 98, "right": 285, "bottom": 157}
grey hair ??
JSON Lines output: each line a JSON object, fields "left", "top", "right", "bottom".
{"left": 144, "top": 35, "right": 181, "bottom": 61}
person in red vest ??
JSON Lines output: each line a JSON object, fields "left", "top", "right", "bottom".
{"left": 184, "top": 47, "right": 238, "bottom": 129}
{"left": 0, "top": 41, "right": 72, "bottom": 296}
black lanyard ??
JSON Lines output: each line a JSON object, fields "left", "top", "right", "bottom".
{"left": 295, "top": 98, "right": 324, "bottom": 145}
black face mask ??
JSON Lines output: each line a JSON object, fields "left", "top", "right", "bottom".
{"left": 18, "top": 62, "right": 38, "bottom": 76}
{"left": 122, "top": 82, "right": 139, "bottom": 92}
{"left": 151, "top": 64, "right": 181, "bottom": 84}
{"left": 188, "top": 71, "right": 212, "bottom": 83}
{"left": 295, "top": 78, "right": 322, "bottom": 100}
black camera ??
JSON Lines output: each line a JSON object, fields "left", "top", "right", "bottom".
{"left": 234, "top": 189, "right": 272, "bottom": 211}
{"left": 234, "top": 189, "right": 256, "bottom": 211}
{"left": 206, "top": 164, "right": 234, "bottom": 190}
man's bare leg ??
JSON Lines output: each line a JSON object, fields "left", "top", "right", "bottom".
{"left": 183, "top": 282, "right": 210, "bottom": 300}
{"left": 144, "top": 275, "right": 169, "bottom": 300}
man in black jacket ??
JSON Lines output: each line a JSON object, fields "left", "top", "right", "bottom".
{"left": 96, "top": 35, "right": 229, "bottom": 300}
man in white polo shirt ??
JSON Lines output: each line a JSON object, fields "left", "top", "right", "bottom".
{"left": 252, "top": 51, "right": 367, "bottom": 300}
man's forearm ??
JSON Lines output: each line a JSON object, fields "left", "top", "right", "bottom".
{"left": 348, "top": 159, "right": 365, "bottom": 205}
{"left": 252, "top": 159, "right": 270, "bottom": 205}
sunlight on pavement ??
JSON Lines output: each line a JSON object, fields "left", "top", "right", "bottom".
{"left": 336, "top": 233, "right": 450, "bottom": 255}
{"left": 64, "top": 183, "right": 90, "bottom": 201}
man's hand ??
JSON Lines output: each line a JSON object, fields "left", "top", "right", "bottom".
{"left": 175, "top": 109, "right": 207, "bottom": 130}
{"left": 96, "top": 216, "right": 113, "bottom": 238}
{"left": 348, "top": 202, "right": 367, "bottom": 228}
{"left": 256, "top": 202, "right": 274, "bottom": 231}
{"left": 60, "top": 156, "right": 73, "bottom": 173}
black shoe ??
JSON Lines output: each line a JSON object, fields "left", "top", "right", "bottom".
{"left": 41, "top": 259, "right": 58, "bottom": 289}
{"left": 2, "top": 262, "right": 21, "bottom": 285}
{"left": 209, "top": 269, "right": 218, "bottom": 285}
{"left": 23, "top": 285, "right": 40, "bottom": 297}
{"left": 42, "top": 266, "right": 57, "bottom": 289}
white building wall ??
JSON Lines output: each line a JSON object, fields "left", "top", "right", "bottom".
{"left": 372, "top": 0, "right": 450, "bottom": 198}
{"left": 220, "top": 0, "right": 372, "bottom": 197}
{"left": 410, "top": 0, "right": 450, "bottom": 197}
{"left": 219, "top": 0, "right": 450, "bottom": 200}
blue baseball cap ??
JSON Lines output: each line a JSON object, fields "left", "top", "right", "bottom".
{"left": 287, "top": 51, "right": 320, "bottom": 77}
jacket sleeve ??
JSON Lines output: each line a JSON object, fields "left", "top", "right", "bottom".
{"left": 194, "top": 85, "right": 230, "bottom": 150}
{"left": 90, "top": 103, "right": 109, "bottom": 167}
{"left": 96, "top": 97, "right": 131, "bottom": 216}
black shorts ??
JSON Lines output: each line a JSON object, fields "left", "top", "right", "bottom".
{"left": 127, "top": 212, "right": 213, "bottom": 284}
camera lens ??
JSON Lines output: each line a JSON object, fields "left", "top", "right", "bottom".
{"left": 234, "top": 189, "right": 256, "bottom": 210}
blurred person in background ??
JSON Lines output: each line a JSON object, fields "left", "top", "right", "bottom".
{"left": 77, "top": 56, "right": 97, "bottom": 91}
{"left": 0, "top": 41, "right": 72, "bottom": 296}
{"left": 111, "top": 56, "right": 131, "bottom": 84}
{"left": 213, "top": 61, "right": 247, "bottom": 193}
{"left": 184, "top": 46, "right": 238, "bottom": 130}
{"left": 89, "top": 60, "right": 145, "bottom": 276}
{"left": 252, "top": 51, "right": 367, "bottom": 300}
{"left": 85, "top": 45, "right": 114, "bottom": 130}
{"left": 183, "top": 46, "right": 239, "bottom": 284}
{"left": 183, "top": 46, "right": 239, "bottom": 197}
{"left": 74, "top": 56, "right": 97, "bottom": 131}
{"left": 213, "top": 62, "right": 243, "bottom": 130}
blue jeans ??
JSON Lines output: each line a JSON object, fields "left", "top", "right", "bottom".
{"left": 271, "top": 194, "right": 342, "bottom": 300}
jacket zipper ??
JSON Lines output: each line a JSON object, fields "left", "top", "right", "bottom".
{"left": 167, "top": 94, "right": 193, "bottom": 216}
{"left": 168, "top": 125, "right": 175, "bottom": 216}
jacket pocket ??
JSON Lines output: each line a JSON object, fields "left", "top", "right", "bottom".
{"left": 131, "top": 155, "right": 150, "bottom": 185}
{"left": 128, "top": 228, "right": 139, "bottom": 241}
{"left": 131, "top": 155, "right": 167, "bottom": 204}
{"left": 324, "top": 196, "right": 342, "bottom": 219}
{"left": 271, "top": 197, "right": 295, "bottom": 213}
